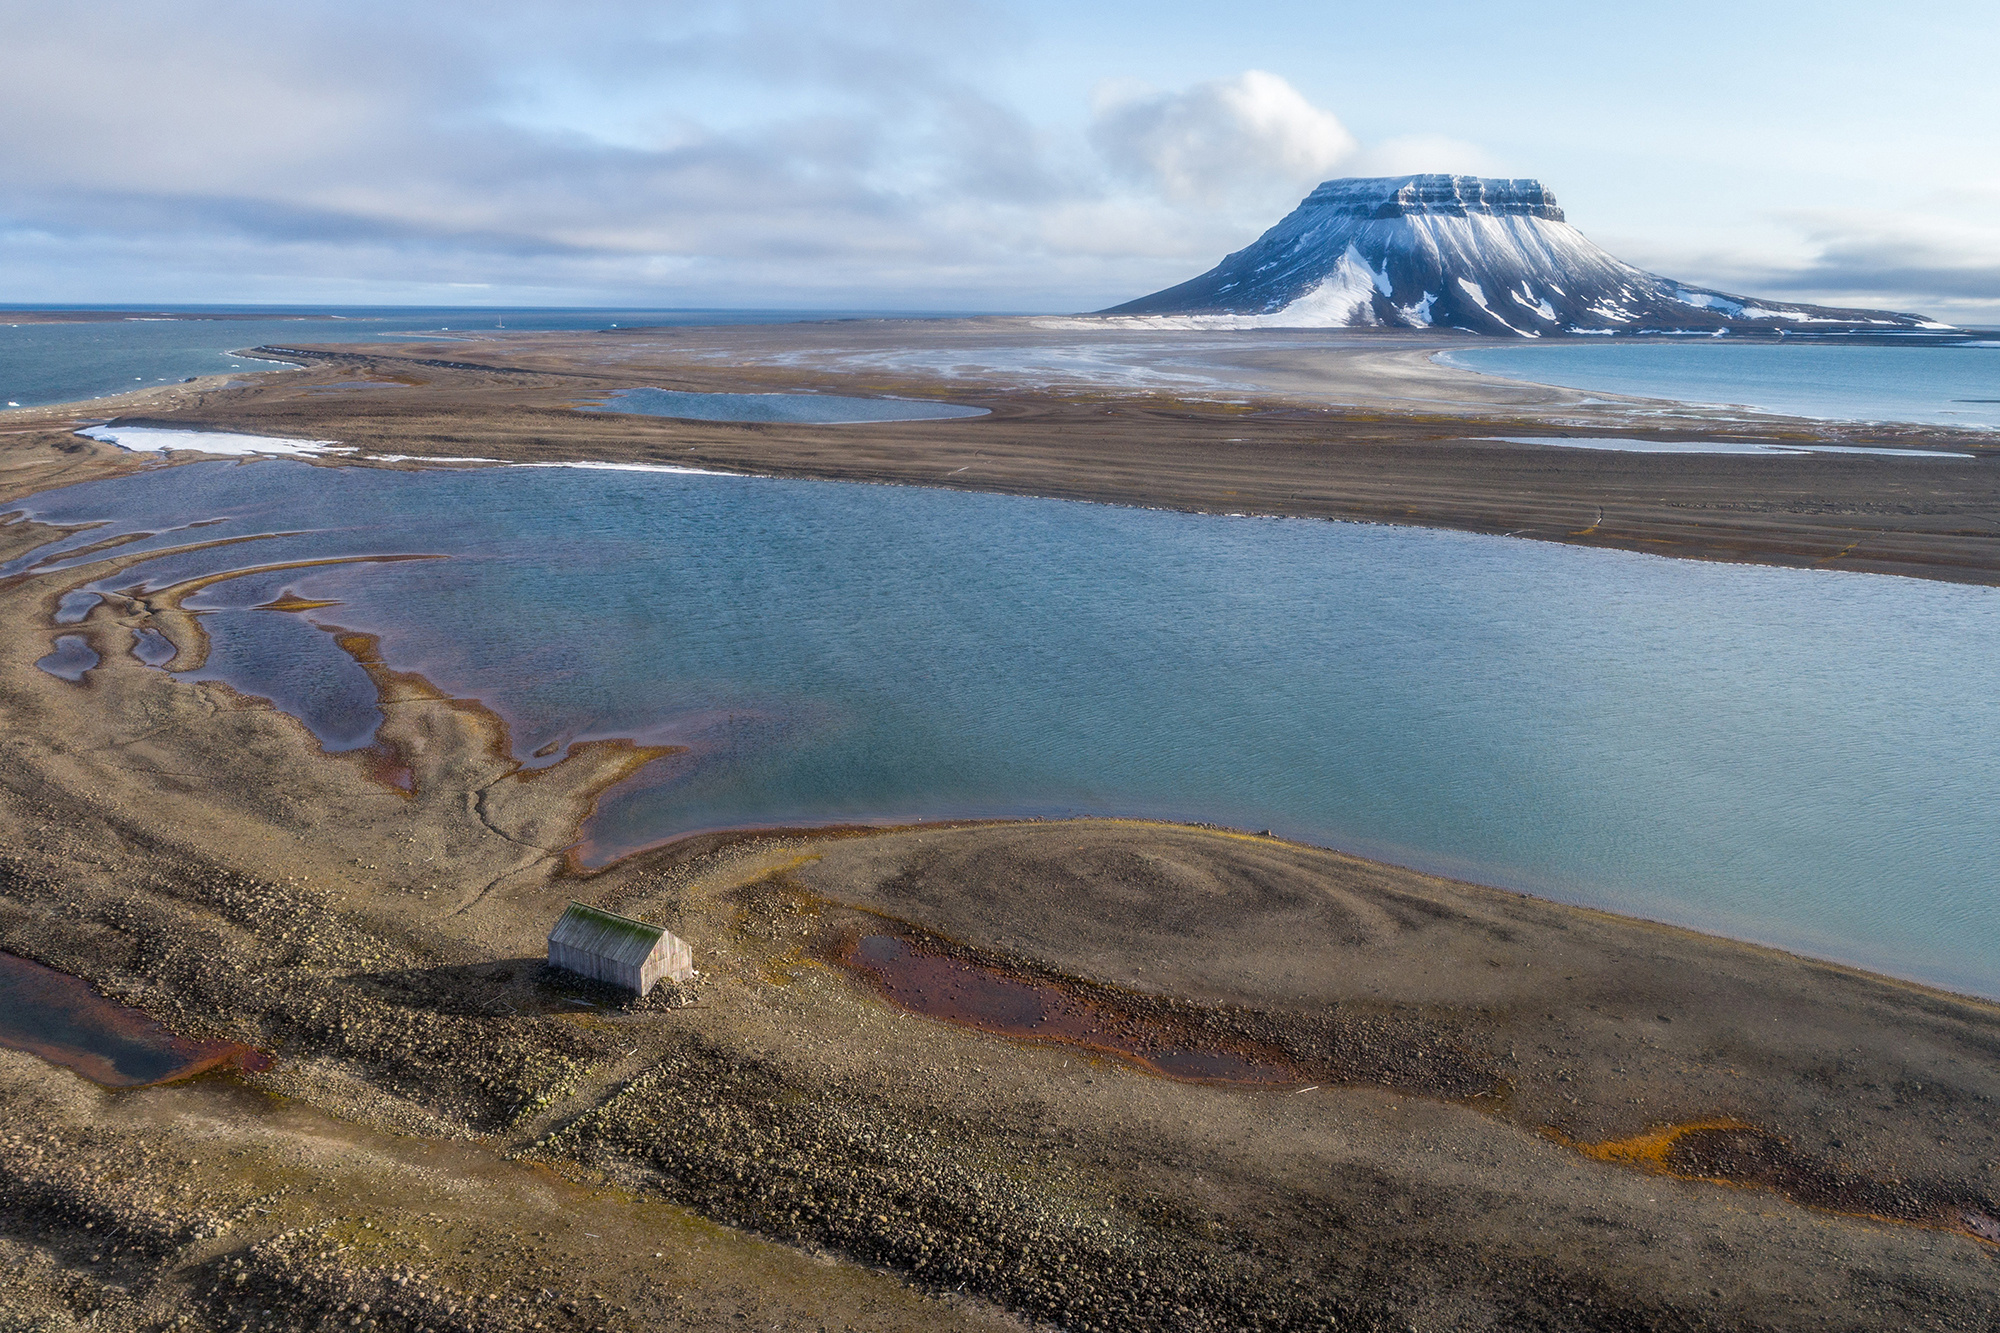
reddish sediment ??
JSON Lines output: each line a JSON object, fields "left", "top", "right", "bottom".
{"left": 834, "top": 930, "right": 1303, "bottom": 1086}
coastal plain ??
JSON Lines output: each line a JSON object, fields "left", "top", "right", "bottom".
{"left": 19, "top": 317, "right": 2000, "bottom": 584}
{"left": 3, "top": 320, "right": 2000, "bottom": 1331}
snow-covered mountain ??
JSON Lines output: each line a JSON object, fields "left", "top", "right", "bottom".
{"left": 1100, "top": 175, "right": 1944, "bottom": 336}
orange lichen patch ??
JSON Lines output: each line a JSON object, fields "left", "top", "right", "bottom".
{"left": 1566, "top": 1118, "right": 1758, "bottom": 1170}
{"left": 1557, "top": 1119, "right": 2000, "bottom": 1247}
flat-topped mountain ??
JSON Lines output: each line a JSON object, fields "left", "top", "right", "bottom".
{"left": 1103, "top": 174, "right": 1944, "bottom": 336}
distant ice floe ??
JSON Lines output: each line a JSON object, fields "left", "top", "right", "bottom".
{"left": 82, "top": 425, "right": 353, "bottom": 457}
{"left": 1486, "top": 435, "right": 1975, "bottom": 458}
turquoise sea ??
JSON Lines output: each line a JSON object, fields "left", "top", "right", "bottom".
{"left": 11, "top": 460, "right": 1999, "bottom": 998}
{"left": 0, "top": 306, "right": 951, "bottom": 410}
{"left": 1444, "top": 340, "right": 2000, "bottom": 429}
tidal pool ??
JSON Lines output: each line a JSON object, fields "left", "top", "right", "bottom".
{"left": 34, "top": 634, "right": 97, "bottom": 680}
{"left": 838, "top": 934, "right": 1299, "bottom": 1085}
{"left": 11, "top": 459, "right": 2000, "bottom": 996}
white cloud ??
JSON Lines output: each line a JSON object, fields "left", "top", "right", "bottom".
{"left": 1611, "top": 207, "right": 2000, "bottom": 323}
{"left": 1088, "top": 70, "right": 1358, "bottom": 208}
{"left": 0, "top": 6, "right": 1513, "bottom": 309}
{"left": 2, "top": 5, "right": 1998, "bottom": 321}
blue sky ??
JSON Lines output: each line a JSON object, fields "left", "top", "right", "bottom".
{"left": 3, "top": 1, "right": 1996, "bottom": 318}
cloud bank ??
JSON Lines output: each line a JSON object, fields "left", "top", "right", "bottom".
{"left": 1, "top": 1, "right": 1994, "bottom": 319}
{"left": 1090, "top": 71, "right": 1358, "bottom": 207}
{"left": 0, "top": 5, "right": 1295, "bottom": 306}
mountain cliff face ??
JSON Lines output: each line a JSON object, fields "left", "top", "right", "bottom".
{"left": 1101, "top": 175, "right": 1943, "bottom": 335}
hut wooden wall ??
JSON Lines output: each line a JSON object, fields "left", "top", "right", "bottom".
{"left": 549, "top": 937, "right": 644, "bottom": 992}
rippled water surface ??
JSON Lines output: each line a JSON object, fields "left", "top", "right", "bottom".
{"left": 12, "top": 460, "right": 2000, "bottom": 995}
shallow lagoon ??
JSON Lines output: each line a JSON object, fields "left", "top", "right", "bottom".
{"left": 13, "top": 459, "right": 2000, "bottom": 996}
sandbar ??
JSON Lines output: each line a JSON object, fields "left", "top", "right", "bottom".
{"left": 10, "top": 316, "right": 1994, "bottom": 584}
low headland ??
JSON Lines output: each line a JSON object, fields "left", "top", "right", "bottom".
{"left": 2, "top": 320, "right": 1999, "bottom": 1330}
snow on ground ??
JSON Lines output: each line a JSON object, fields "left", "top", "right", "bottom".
{"left": 761, "top": 340, "right": 1234, "bottom": 388}
{"left": 82, "top": 426, "right": 353, "bottom": 457}
{"left": 365, "top": 455, "right": 505, "bottom": 464}
{"left": 514, "top": 460, "right": 745, "bottom": 478}
{"left": 82, "top": 426, "right": 503, "bottom": 466}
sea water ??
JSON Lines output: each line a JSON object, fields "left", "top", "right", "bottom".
{"left": 10, "top": 459, "right": 2000, "bottom": 997}
{"left": 1444, "top": 341, "right": 2000, "bottom": 428}
{"left": 0, "top": 306, "right": 949, "bottom": 410}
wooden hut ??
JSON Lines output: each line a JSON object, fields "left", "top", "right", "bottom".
{"left": 546, "top": 902, "right": 693, "bottom": 996}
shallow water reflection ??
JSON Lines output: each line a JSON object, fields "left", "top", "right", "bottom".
{"left": 0, "top": 952, "right": 269, "bottom": 1086}
{"left": 131, "top": 625, "right": 178, "bottom": 666}
{"left": 1446, "top": 342, "right": 2000, "bottom": 429}
{"left": 9, "top": 459, "right": 2000, "bottom": 997}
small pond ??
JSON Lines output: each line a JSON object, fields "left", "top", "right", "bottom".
{"left": 0, "top": 952, "right": 270, "bottom": 1086}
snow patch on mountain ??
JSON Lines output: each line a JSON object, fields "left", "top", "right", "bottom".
{"left": 1273, "top": 248, "right": 1382, "bottom": 326}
